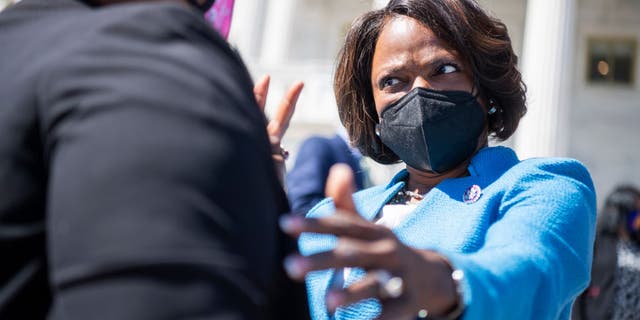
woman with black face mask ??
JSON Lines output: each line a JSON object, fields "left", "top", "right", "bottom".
{"left": 278, "top": 1, "right": 597, "bottom": 319}
{"left": 573, "top": 185, "right": 640, "bottom": 320}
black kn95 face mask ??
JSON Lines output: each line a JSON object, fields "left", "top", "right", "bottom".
{"left": 377, "top": 87, "right": 485, "bottom": 174}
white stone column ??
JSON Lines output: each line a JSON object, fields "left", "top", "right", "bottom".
{"left": 227, "top": 0, "right": 267, "bottom": 61}
{"left": 514, "top": 0, "right": 576, "bottom": 159}
{"left": 259, "top": 0, "right": 297, "bottom": 66}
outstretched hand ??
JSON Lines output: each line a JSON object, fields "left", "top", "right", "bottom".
{"left": 280, "top": 164, "right": 459, "bottom": 319}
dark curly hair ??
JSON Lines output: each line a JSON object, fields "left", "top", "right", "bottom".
{"left": 334, "top": 0, "right": 527, "bottom": 164}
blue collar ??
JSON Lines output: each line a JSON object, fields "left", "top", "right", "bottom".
{"left": 354, "top": 146, "right": 519, "bottom": 222}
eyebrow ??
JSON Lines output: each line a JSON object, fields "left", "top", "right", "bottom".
{"left": 374, "top": 55, "right": 462, "bottom": 80}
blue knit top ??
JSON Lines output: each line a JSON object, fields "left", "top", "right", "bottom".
{"left": 299, "top": 146, "right": 597, "bottom": 320}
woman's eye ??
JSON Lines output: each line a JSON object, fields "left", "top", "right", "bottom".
{"left": 381, "top": 77, "right": 401, "bottom": 88}
{"left": 437, "top": 63, "right": 459, "bottom": 75}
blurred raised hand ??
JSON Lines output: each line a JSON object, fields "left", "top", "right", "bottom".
{"left": 253, "top": 75, "right": 304, "bottom": 185}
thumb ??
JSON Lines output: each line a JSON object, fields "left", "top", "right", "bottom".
{"left": 325, "top": 164, "right": 358, "bottom": 215}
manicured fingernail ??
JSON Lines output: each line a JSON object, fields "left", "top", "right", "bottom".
{"left": 279, "top": 215, "right": 302, "bottom": 233}
{"left": 284, "top": 255, "right": 307, "bottom": 279}
{"left": 326, "top": 291, "right": 344, "bottom": 311}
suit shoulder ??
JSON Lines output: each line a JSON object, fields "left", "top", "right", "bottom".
{"left": 511, "top": 157, "right": 594, "bottom": 188}
{"left": 93, "top": 3, "right": 230, "bottom": 54}
{"left": 36, "top": 3, "right": 262, "bottom": 145}
{"left": 501, "top": 157, "right": 596, "bottom": 212}
{"left": 35, "top": 2, "right": 234, "bottom": 69}
{"left": 41, "top": 2, "right": 251, "bottom": 101}
{"left": 90, "top": 3, "right": 203, "bottom": 31}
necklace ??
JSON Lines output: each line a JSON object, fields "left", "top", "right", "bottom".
{"left": 388, "top": 185, "right": 425, "bottom": 205}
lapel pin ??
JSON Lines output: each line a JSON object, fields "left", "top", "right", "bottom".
{"left": 463, "top": 184, "right": 482, "bottom": 204}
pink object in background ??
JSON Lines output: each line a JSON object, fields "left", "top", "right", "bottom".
{"left": 205, "top": 0, "right": 235, "bottom": 40}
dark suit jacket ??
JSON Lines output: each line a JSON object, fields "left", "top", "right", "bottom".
{"left": 286, "top": 135, "right": 365, "bottom": 214}
{"left": 0, "top": 0, "right": 309, "bottom": 319}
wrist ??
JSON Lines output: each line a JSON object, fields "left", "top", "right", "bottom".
{"left": 416, "top": 252, "right": 466, "bottom": 319}
{"left": 428, "top": 258, "right": 465, "bottom": 319}
{"left": 271, "top": 144, "right": 289, "bottom": 161}
{"left": 270, "top": 140, "right": 288, "bottom": 186}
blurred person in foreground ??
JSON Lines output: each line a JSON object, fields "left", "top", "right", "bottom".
{"left": 0, "top": 0, "right": 309, "bottom": 319}
{"left": 287, "top": 127, "right": 368, "bottom": 215}
{"left": 278, "top": 0, "right": 597, "bottom": 319}
{"left": 572, "top": 185, "right": 640, "bottom": 320}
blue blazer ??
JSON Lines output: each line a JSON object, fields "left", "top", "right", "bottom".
{"left": 299, "top": 147, "right": 597, "bottom": 320}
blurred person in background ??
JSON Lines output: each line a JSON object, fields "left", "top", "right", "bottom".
{"left": 278, "top": 0, "right": 597, "bottom": 319}
{"left": 287, "top": 126, "right": 369, "bottom": 215}
{"left": 0, "top": 0, "right": 309, "bottom": 319}
{"left": 572, "top": 185, "right": 640, "bottom": 320}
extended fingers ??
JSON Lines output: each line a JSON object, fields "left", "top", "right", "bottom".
{"left": 327, "top": 272, "right": 422, "bottom": 318}
{"left": 280, "top": 213, "right": 388, "bottom": 240}
{"left": 284, "top": 237, "right": 402, "bottom": 280}
{"left": 253, "top": 74, "right": 270, "bottom": 112}
{"left": 267, "top": 81, "right": 304, "bottom": 139}
{"left": 326, "top": 273, "right": 382, "bottom": 312}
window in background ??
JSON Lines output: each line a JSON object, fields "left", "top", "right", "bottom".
{"left": 587, "top": 38, "right": 637, "bottom": 86}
